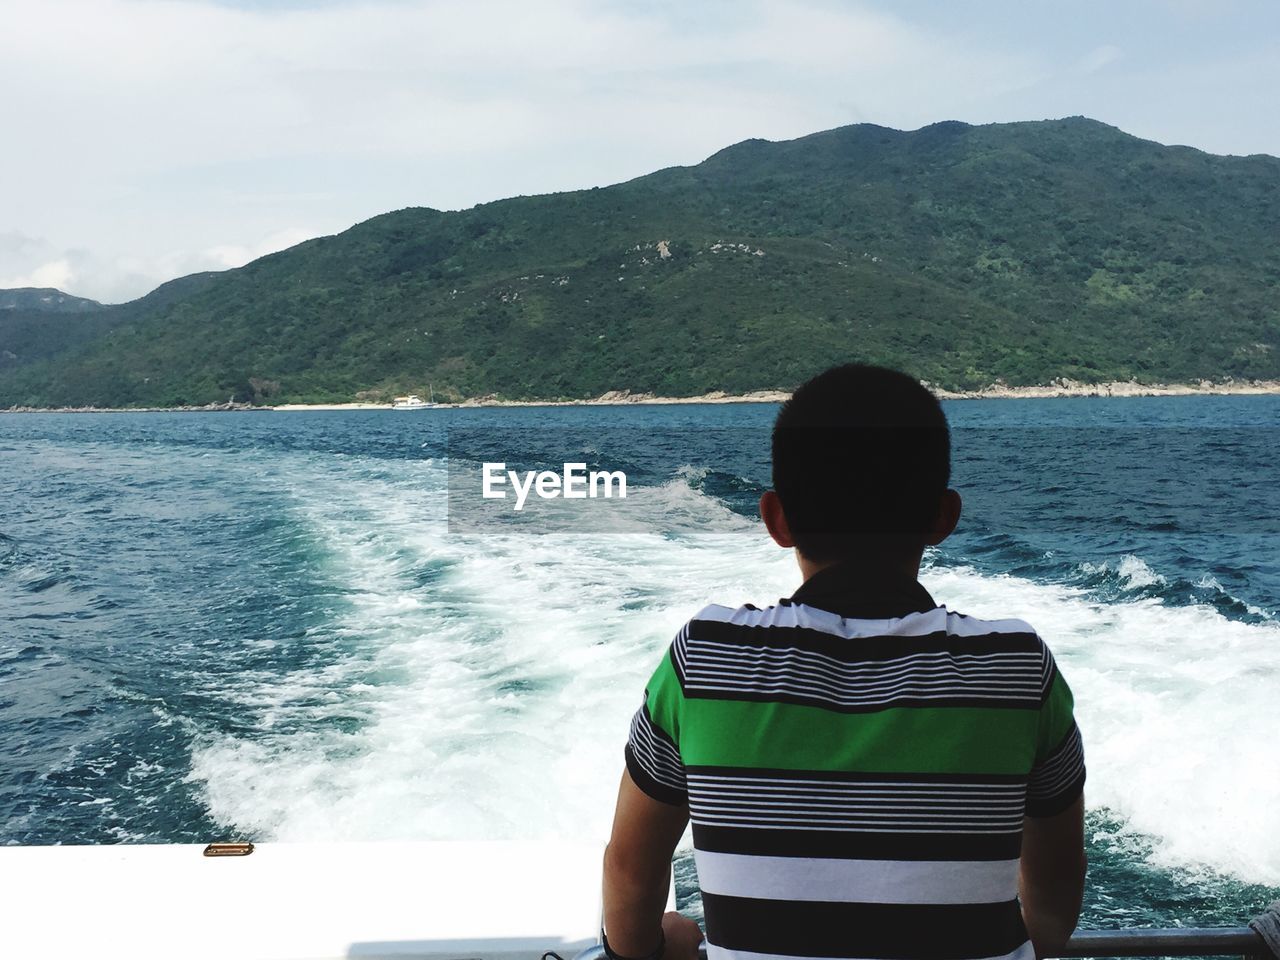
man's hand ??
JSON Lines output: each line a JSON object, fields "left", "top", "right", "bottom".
{"left": 1020, "top": 794, "right": 1087, "bottom": 960}
{"left": 661, "top": 911, "right": 704, "bottom": 960}
{"left": 602, "top": 770, "right": 690, "bottom": 958}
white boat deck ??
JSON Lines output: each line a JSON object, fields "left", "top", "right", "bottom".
{"left": 0, "top": 840, "right": 605, "bottom": 960}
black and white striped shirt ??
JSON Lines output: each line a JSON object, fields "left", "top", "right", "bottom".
{"left": 625, "top": 564, "right": 1086, "bottom": 960}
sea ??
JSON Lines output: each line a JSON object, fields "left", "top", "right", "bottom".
{"left": 1, "top": 397, "right": 1278, "bottom": 933}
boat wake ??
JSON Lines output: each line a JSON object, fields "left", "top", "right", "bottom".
{"left": 182, "top": 458, "right": 1280, "bottom": 892}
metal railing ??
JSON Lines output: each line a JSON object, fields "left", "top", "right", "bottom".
{"left": 574, "top": 923, "right": 1278, "bottom": 960}
{"left": 1058, "top": 927, "right": 1272, "bottom": 957}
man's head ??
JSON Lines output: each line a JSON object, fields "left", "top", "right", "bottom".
{"left": 762, "top": 364, "right": 960, "bottom": 571}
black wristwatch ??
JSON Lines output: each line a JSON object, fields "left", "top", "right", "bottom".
{"left": 601, "top": 928, "right": 666, "bottom": 960}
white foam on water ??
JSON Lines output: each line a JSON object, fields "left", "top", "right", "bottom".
{"left": 1079, "top": 554, "right": 1168, "bottom": 590}
{"left": 1114, "top": 554, "right": 1168, "bottom": 588}
{"left": 186, "top": 458, "right": 1280, "bottom": 886}
{"left": 923, "top": 562, "right": 1280, "bottom": 887}
{"left": 187, "top": 460, "right": 794, "bottom": 847}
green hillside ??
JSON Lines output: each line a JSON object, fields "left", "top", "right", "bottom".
{"left": 0, "top": 289, "right": 111, "bottom": 373}
{"left": 0, "top": 288, "right": 102, "bottom": 313}
{"left": 3, "top": 117, "right": 1278, "bottom": 407}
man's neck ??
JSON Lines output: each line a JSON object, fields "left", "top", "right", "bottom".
{"left": 789, "top": 551, "right": 937, "bottom": 620}
{"left": 796, "top": 550, "right": 923, "bottom": 585}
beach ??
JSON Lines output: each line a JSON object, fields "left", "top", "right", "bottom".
{"left": 6, "top": 379, "right": 1280, "bottom": 414}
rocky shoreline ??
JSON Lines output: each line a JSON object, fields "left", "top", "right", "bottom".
{"left": 929, "top": 378, "right": 1280, "bottom": 400}
{"left": 0, "top": 399, "right": 263, "bottom": 414}
{"left": 5, "top": 380, "right": 1280, "bottom": 413}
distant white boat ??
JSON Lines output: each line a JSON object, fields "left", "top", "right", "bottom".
{"left": 391, "top": 393, "right": 436, "bottom": 410}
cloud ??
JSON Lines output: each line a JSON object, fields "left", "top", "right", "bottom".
{"left": 0, "top": 227, "right": 320, "bottom": 305}
{"left": 1076, "top": 45, "right": 1123, "bottom": 75}
{"left": 198, "top": 227, "right": 320, "bottom": 271}
{"left": 2, "top": 0, "right": 1276, "bottom": 302}
{"left": 0, "top": 0, "right": 1040, "bottom": 173}
{"left": 0, "top": 259, "right": 77, "bottom": 292}
{"left": 2, "top": 0, "right": 1050, "bottom": 301}
{"left": 1157, "top": 0, "right": 1242, "bottom": 18}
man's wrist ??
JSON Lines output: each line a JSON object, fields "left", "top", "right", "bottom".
{"left": 602, "top": 927, "right": 666, "bottom": 960}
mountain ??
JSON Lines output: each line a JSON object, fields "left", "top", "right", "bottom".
{"left": 0, "top": 288, "right": 103, "bottom": 313}
{"left": 0, "top": 288, "right": 113, "bottom": 374}
{"left": 2, "top": 117, "right": 1278, "bottom": 407}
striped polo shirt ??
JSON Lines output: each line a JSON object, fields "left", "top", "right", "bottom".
{"left": 625, "top": 564, "right": 1086, "bottom": 960}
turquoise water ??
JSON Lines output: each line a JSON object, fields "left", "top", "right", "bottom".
{"left": 1, "top": 398, "right": 1277, "bottom": 931}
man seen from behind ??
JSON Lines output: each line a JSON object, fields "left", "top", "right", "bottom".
{"left": 602, "top": 364, "right": 1087, "bottom": 960}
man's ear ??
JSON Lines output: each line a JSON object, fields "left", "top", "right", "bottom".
{"left": 759, "top": 491, "right": 796, "bottom": 548}
{"left": 925, "top": 489, "right": 962, "bottom": 546}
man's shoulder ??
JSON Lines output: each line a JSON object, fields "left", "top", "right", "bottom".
{"left": 685, "top": 601, "right": 790, "bottom": 628}
{"left": 943, "top": 609, "right": 1043, "bottom": 639}
{"left": 683, "top": 600, "right": 1043, "bottom": 641}
{"left": 681, "top": 600, "right": 880, "bottom": 638}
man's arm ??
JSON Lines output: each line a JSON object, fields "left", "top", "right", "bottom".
{"left": 1019, "top": 794, "right": 1087, "bottom": 960}
{"left": 603, "top": 769, "right": 702, "bottom": 959}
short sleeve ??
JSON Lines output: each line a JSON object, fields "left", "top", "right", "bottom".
{"left": 1026, "top": 638, "right": 1086, "bottom": 818}
{"left": 624, "top": 625, "right": 689, "bottom": 807}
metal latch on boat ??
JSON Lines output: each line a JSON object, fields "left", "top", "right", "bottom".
{"left": 202, "top": 842, "right": 255, "bottom": 857}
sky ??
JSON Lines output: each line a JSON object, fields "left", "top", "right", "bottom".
{"left": 2, "top": 0, "right": 1279, "bottom": 303}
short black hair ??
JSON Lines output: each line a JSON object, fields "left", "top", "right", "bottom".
{"left": 771, "top": 364, "right": 951, "bottom": 563}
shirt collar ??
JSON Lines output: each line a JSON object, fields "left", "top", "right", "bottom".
{"left": 785, "top": 560, "right": 938, "bottom": 620}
